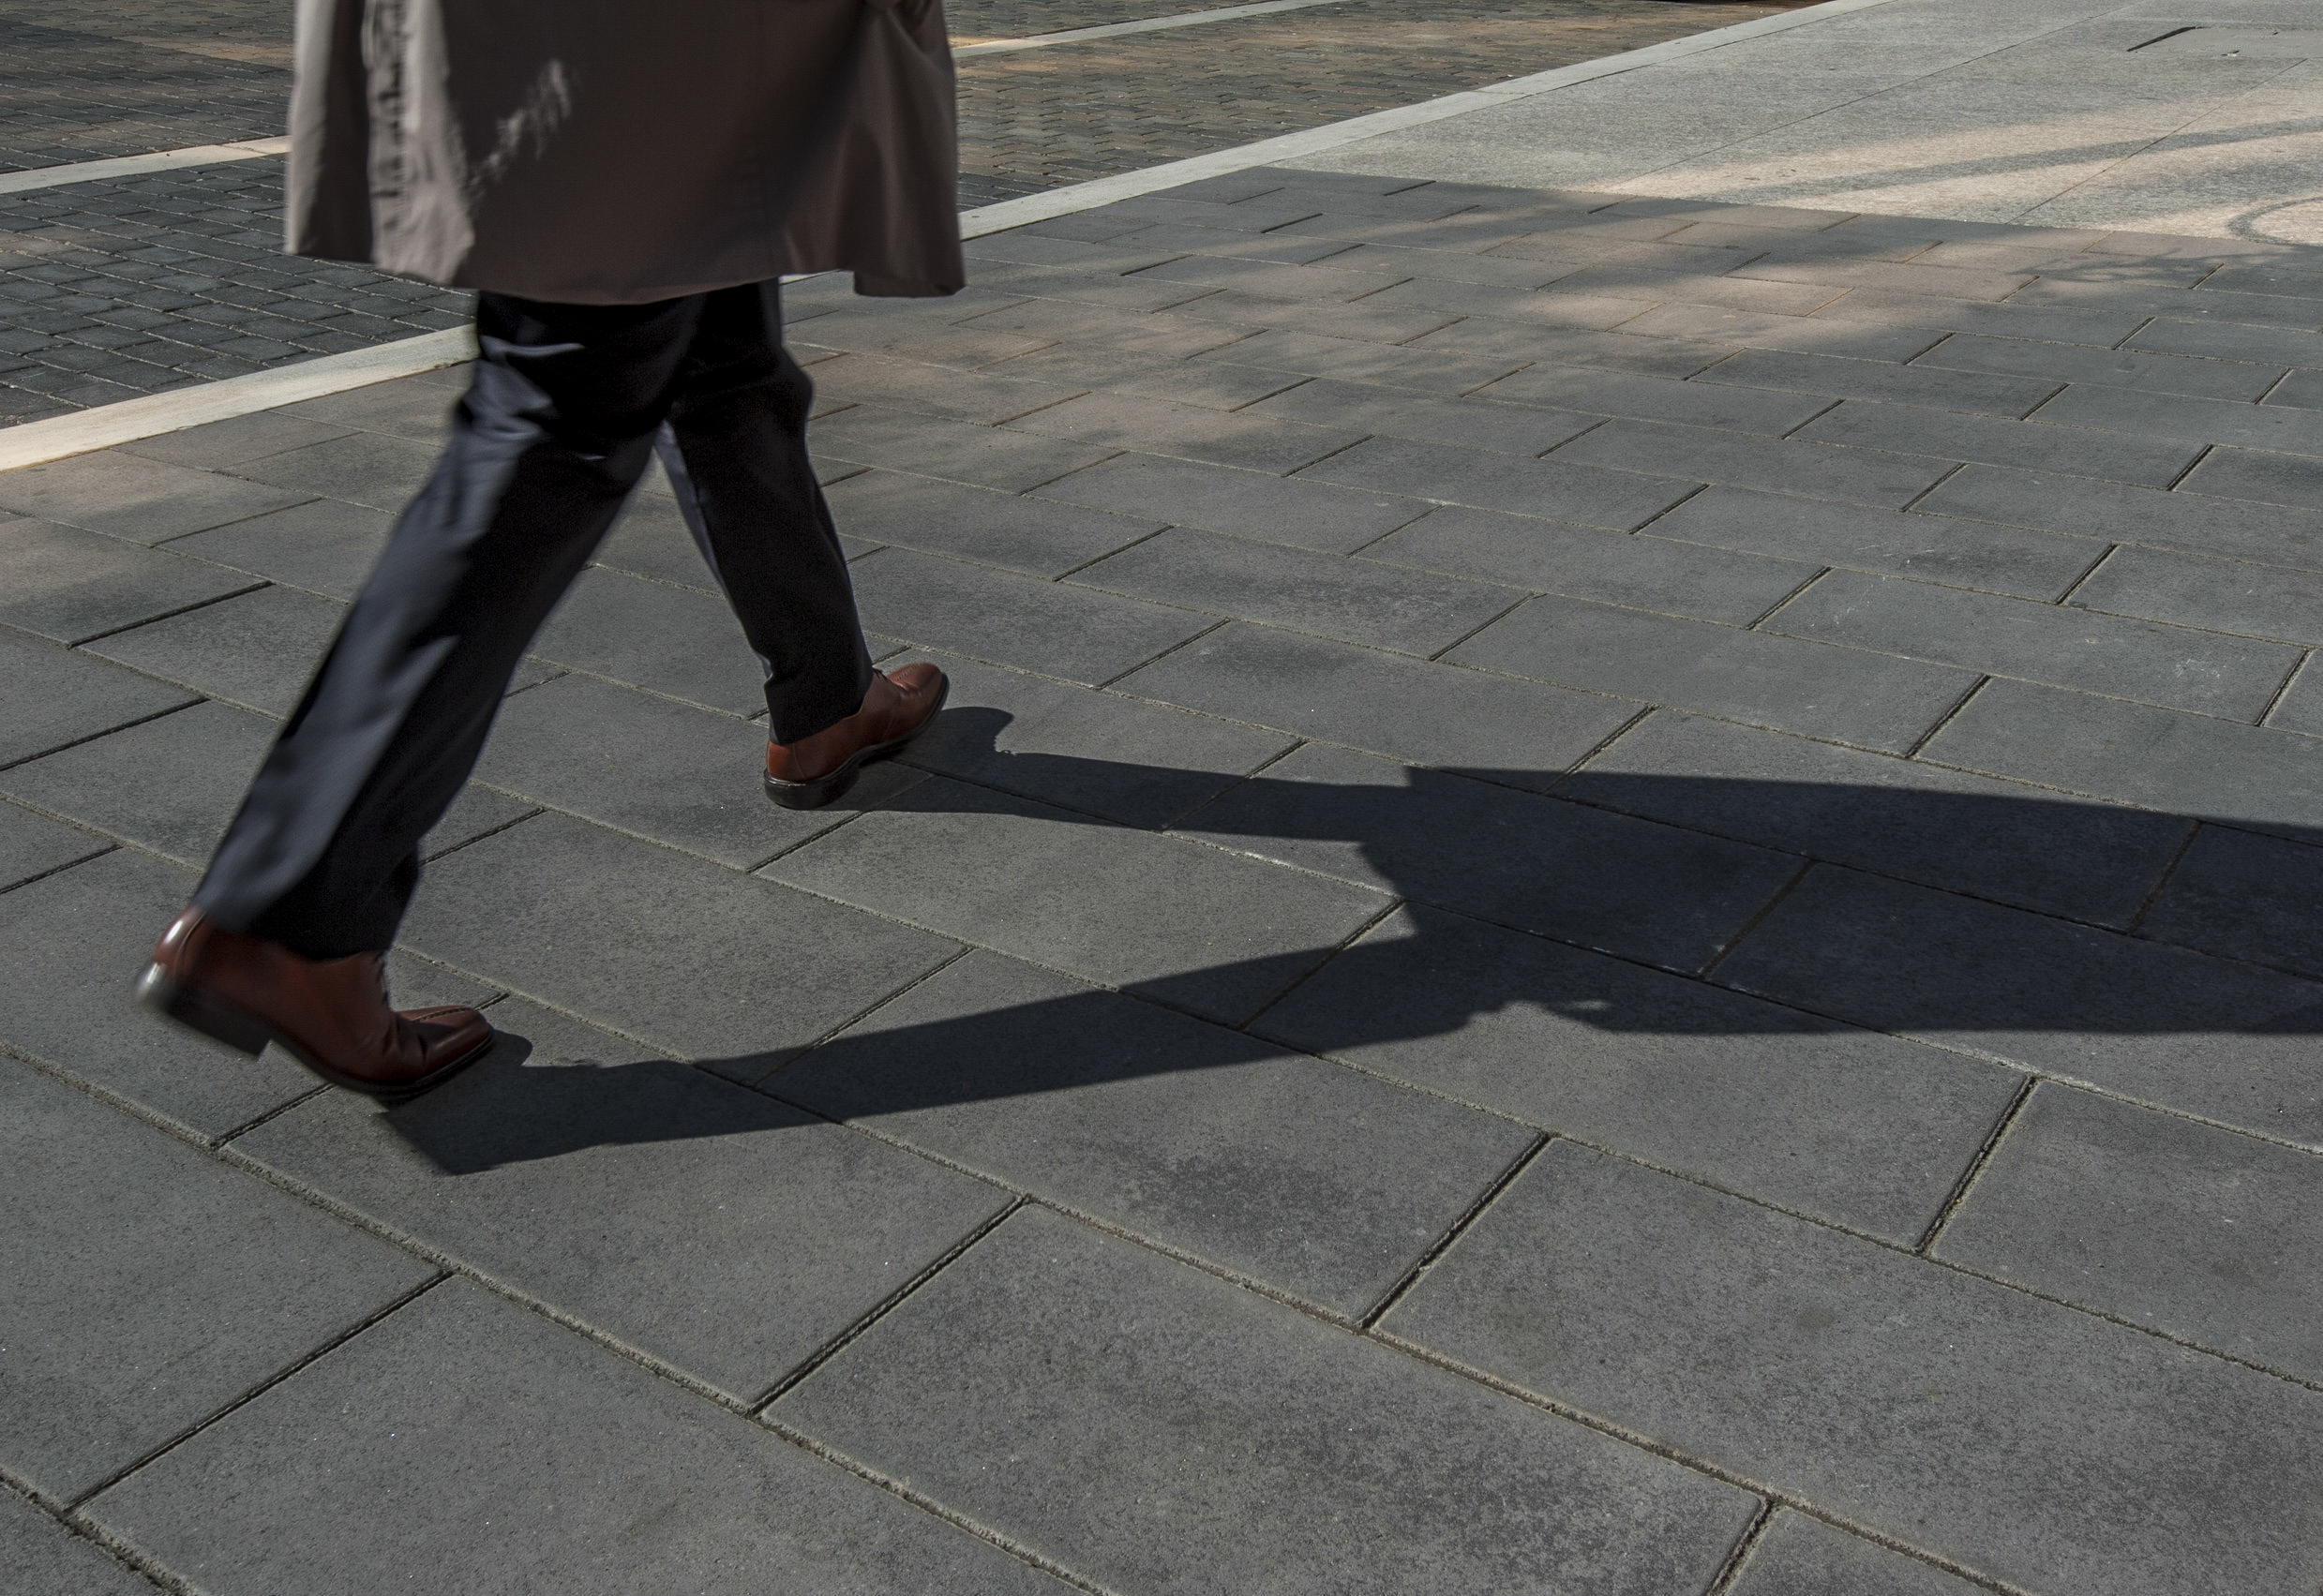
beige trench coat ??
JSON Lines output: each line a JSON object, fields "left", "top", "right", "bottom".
{"left": 286, "top": 0, "right": 965, "bottom": 304}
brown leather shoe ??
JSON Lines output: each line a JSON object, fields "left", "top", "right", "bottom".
{"left": 136, "top": 907, "right": 492, "bottom": 1101}
{"left": 764, "top": 663, "right": 948, "bottom": 810}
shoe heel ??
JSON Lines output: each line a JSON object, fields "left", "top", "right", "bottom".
{"left": 763, "top": 763, "right": 862, "bottom": 812}
{"left": 135, "top": 966, "right": 271, "bottom": 1056}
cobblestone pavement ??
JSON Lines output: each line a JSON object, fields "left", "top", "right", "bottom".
{"left": 6, "top": 166, "right": 2323, "bottom": 1595}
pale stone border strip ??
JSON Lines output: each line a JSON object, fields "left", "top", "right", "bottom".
{"left": 0, "top": 136, "right": 290, "bottom": 197}
{"left": 0, "top": 327, "right": 473, "bottom": 471}
{"left": 957, "top": 0, "right": 1348, "bottom": 57}
{"left": 0, "top": 0, "right": 1896, "bottom": 470}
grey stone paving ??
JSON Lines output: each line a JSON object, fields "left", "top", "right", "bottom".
{"left": 7, "top": 165, "right": 2323, "bottom": 1595}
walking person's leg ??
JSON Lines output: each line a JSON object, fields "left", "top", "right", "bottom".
{"left": 653, "top": 280, "right": 946, "bottom": 810}
{"left": 142, "top": 291, "right": 715, "bottom": 1096}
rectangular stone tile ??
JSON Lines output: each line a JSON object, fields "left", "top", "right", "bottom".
{"left": 2129, "top": 315, "right": 2323, "bottom": 367}
{"left": 1102, "top": 220, "right": 1370, "bottom": 268}
{"left": 472, "top": 672, "right": 919, "bottom": 869}
{"left": 1912, "top": 333, "right": 2286, "bottom": 402}
{"left": 0, "top": 798, "right": 106, "bottom": 891}
{"left": 810, "top": 403, "right": 1120, "bottom": 490}
{"left": 1071, "top": 528, "right": 1513, "bottom": 656}
{"left": 1923, "top": 676, "right": 2323, "bottom": 842}
{"left": 83, "top": 584, "right": 341, "bottom": 717}
{"left": 1358, "top": 276, "right": 1653, "bottom": 335}
{"left": 2015, "top": 276, "right": 2323, "bottom": 330}
{"left": 1736, "top": 254, "right": 2034, "bottom": 302}
{"left": 1124, "top": 253, "right": 1414, "bottom": 305}
{"left": 1936, "top": 1083, "right": 2323, "bottom": 1385}
{"left": 1474, "top": 365, "right": 1833, "bottom": 435}
{"left": 1715, "top": 864, "right": 2323, "bottom": 1147}
{"left": 775, "top": 1206, "right": 1757, "bottom": 1595}
{"left": 822, "top": 469, "right": 1159, "bottom": 577}
{"left": 1382, "top": 1140, "right": 2323, "bottom": 1596}
{"left": 1814, "top": 286, "right": 2151, "bottom": 349}
{"left": 767, "top": 776, "right": 1385, "bottom": 1026}
{"left": 1171, "top": 289, "right": 1460, "bottom": 348}
{"left": 1320, "top": 240, "right": 1575, "bottom": 289}
{"left": 1617, "top": 301, "right": 1943, "bottom": 363}
{"left": 2138, "top": 823, "right": 2323, "bottom": 977}
{"left": 88, "top": 1278, "right": 1064, "bottom": 1596}
{"left": 1032, "top": 452, "right": 1426, "bottom": 555}
{"left": 0, "top": 698, "right": 270, "bottom": 866}
{"left": 1298, "top": 434, "right": 1697, "bottom": 530}
{"left": 421, "top": 782, "right": 539, "bottom": 859}
{"left": 1008, "top": 390, "right": 1363, "bottom": 474}
{"left": 2180, "top": 444, "right": 2323, "bottom": 510}
{"left": 988, "top": 349, "right": 1304, "bottom": 415}
{"left": 1554, "top": 416, "right": 1954, "bottom": 507}
{"left": 1797, "top": 401, "right": 2203, "bottom": 487}
{"left": 1366, "top": 504, "right": 1817, "bottom": 624}
{"left": 1919, "top": 463, "right": 2323, "bottom": 574}
{"left": 531, "top": 565, "right": 768, "bottom": 716}
{"left": 1241, "top": 378, "right": 1601, "bottom": 456}
{"left": 1176, "top": 741, "right": 1798, "bottom": 973}
{"left": 401, "top": 812, "right": 955, "bottom": 1077}
{"left": 1729, "top": 1512, "right": 1988, "bottom": 1596}
{"left": 1114, "top": 621, "right": 1636, "bottom": 780}
{"left": 786, "top": 306, "right": 1055, "bottom": 367}
{"left": 120, "top": 410, "right": 356, "bottom": 470}
{"left": 1199, "top": 325, "right": 1533, "bottom": 394}
{"left": 1, "top": 1059, "right": 432, "bottom": 1501}
{"left": 1768, "top": 567, "right": 2298, "bottom": 719}
{"left": 588, "top": 491, "right": 724, "bottom": 591}
{"left": 237, "top": 998, "right": 1007, "bottom": 1402}
{"left": 949, "top": 259, "right": 1229, "bottom": 315}
{"left": 0, "top": 516, "right": 256, "bottom": 645}
{"left": 2034, "top": 382, "right": 2323, "bottom": 457}
{"left": 0, "top": 451, "right": 308, "bottom": 544}
{"left": 2271, "top": 368, "right": 2323, "bottom": 410}
{"left": 1650, "top": 485, "right": 2104, "bottom": 599}
{"left": 223, "top": 430, "right": 439, "bottom": 513}
{"left": 1701, "top": 347, "right": 2061, "bottom": 417}
{"left": 1566, "top": 710, "right": 2188, "bottom": 926}
{"left": 849, "top": 546, "right": 1208, "bottom": 684}
{"left": 781, "top": 951, "right": 1534, "bottom": 1319}
{"left": 1092, "top": 194, "right": 1336, "bottom": 234}
{"left": 803, "top": 350, "right": 1081, "bottom": 425}
{"left": 1252, "top": 904, "right": 2018, "bottom": 1245}
{"left": 0, "top": 850, "right": 321, "bottom": 1138}
{"left": 1449, "top": 594, "right": 1975, "bottom": 753}
{"left": 0, "top": 1488, "right": 155, "bottom": 1596}
{"left": 2070, "top": 544, "right": 2323, "bottom": 647}
{"left": 160, "top": 496, "right": 394, "bottom": 600}
{"left": 895, "top": 650, "right": 1291, "bottom": 828}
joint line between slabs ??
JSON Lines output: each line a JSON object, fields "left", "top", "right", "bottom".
{"left": 0, "top": 1474, "right": 189, "bottom": 1595}
{"left": 0, "top": 839, "right": 116, "bottom": 898}
{"left": 1359, "top": 1131, "right": 1548, "bottom": 1331}
{"left": 2255, "top": 647, "right": 2311, "bottom": 729}
{"left": 1701, "top": 1499, "right": 1779, "bottom": 1596}
{"left": 1911, "top": 1073, "right": 2035, "bottom": 1256}
{"left": 1901, "top": 672, "right": 1988, "bottom": 760}
{"left": 2120, "top": 819, "right": 2203, "bottom": 937}
{"left": 1691, "top": 857, "right": 1812, "bottom": 979}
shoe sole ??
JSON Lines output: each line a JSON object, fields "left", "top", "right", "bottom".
{"left": 135, "top": 965, "right": 493, "bottom": 1104}
{"left": 763, "top": 676, "right": 951, "bottom": 811}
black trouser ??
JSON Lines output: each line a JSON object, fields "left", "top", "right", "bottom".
{"left": 194, "top": 281, "right": 872, "bottom": 959}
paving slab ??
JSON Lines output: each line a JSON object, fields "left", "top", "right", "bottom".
{"left": 1032, "top": 450, "right": 1429, "bottom": 554}
{"left": 120, "top": 410, "right": 357, "bottom": 471}
{"left": 472, "top": 671, "right": 921, "bottom": 869}
{"left": 1934, "top": 1082, "right": 2323, "bottom": 1386}
{"left": 1553, "top": 415, "right": 1957, "bottom": 507}
{"left": 1474, "top": 363, "right": 1835, "bottom": 435}
{"left": 849, "top": 545, "right": 1211, "bottom": 683}
{"left": 1922, "top": 676, "right": 2323, "bottom": 842}
{"left": 1006, "top": 388, "right": 1367, "bottom": 473}
{"left": 0, "top": 451, "right": 307, "bottom": 544}
{"left": 1713, "top": 863, "right": 2323, "bottom": 1149}
{"left": 531, "top": 565, "right": 772, "bottom": 717}
{"left": 83, "top": 582, "right": 340, "bottom": 716}
{"left": 822, "top": 469, "right": 1160, "bottom": 576}
{"left": 768, "top": 774, "right": 1386, "bottom": 1025}
{"left": 1911, "top": 332, "right": 2288, "bottom": 402}
{"left": 1766, "top": 566, "right": 2301, "bottom": 719}
{"left": 0, "top": 1489, "right": 155, "bottom": 1596}
{"left": 1448, "top": 591, "right": 1976, "bottom": 753}
{"left": 1797, "top": 400, "right": 2206, "bottom": 487}
{"left": 0, "top": 1057, "right": 432, "bottom": 1501}
{"left": 774, "top": 1205, "right": 1759, "bottom": 1596}
{"left": 0, "top": 698, "right": 268, "bottom": 865}
{"left": 0, "top": 518, "right": 257, "bottom": 645}
{"left": 2180, "top": 443, "right": 2323, "bottom": 510}
{"left": 894, "top": 650, "right": 1292, "bottom": 828}
{"left": 2138, "top": 823, "right": 2323, "bottom": 977}
{"left": 1728, "top": 1511, "right": 2007, "bottom": 1596}
{"left": 1700, "top": 346, "right": 2063, "bottom": 417}
{"left": 1253, "top": 902, "right": 2017, "bottom": 1243}
{"left": 2034, "top": 381, "right": 2323, "bottom": 457}
{"left": 0, "top": 627, "right": 194, "bottom": 769}
{"left": 810, "top": 350, "right": 1085, "bottom": 426}
{"left": 1381, "top": 1140, "right": 2323, "bottom": 1596}
{"left": 1647, "top": 484, "right": 2106, "bottom": 600}
{"left": 2068, "top": 543, "right": 2323, "bottom": 647}
{"left": 1242, "top": 377, "right": 1604, "bottom": 456}
{"left": 1071, "top": 526, "right": 1515, "bottom": 655}
{"left": 1566, "top": 709, "right": 2188, "bottom": 926}
{"left": 1176, "top": 740, "right": 1799, "bottom": 972}
{"left": 812, "top": 402, "right": 1122, "bottom": 490}
{"left": 399, "top": 812, "right": 957, "bottom": 1080}
{"left": 159, "top": 495, "right": 394, "bottom": 600}
{"left": 86, "top": 1278, "right": 1066, "bottom": 1596}
{"left": 1298, "top": 432, "right": 1699, "bottom": 530}
{"left": 236, "top": 997, "right": 1008, "bottom": 1403}
{"left": 0, "top": 798, "right": 107, "bottom": 892}
{"left": 780, "top": 950, "right": 1535, "bottom": 1318}
{"left": 1918, "top": 462, "right": 2323, "bottom": 574}
{"left": 1113, "top": 619, "right": 1638, "bottom": 778}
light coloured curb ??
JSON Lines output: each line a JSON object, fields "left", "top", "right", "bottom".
{"left": 957, "top": 0, "right": 1346, "bottom": 56}
{"left": 0, "top": 327, "right": 474, "bottom": 471}
{"left": 0, "top": 137, "right": 290, "bottom": 197}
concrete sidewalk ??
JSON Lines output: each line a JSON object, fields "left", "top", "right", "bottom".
{"left": 7, "top": 5, "right": 2323, "bottom": 1595}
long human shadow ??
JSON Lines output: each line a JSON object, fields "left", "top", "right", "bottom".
{"left": 387, "top": 705, "right": 2323, "bottom": 1172}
